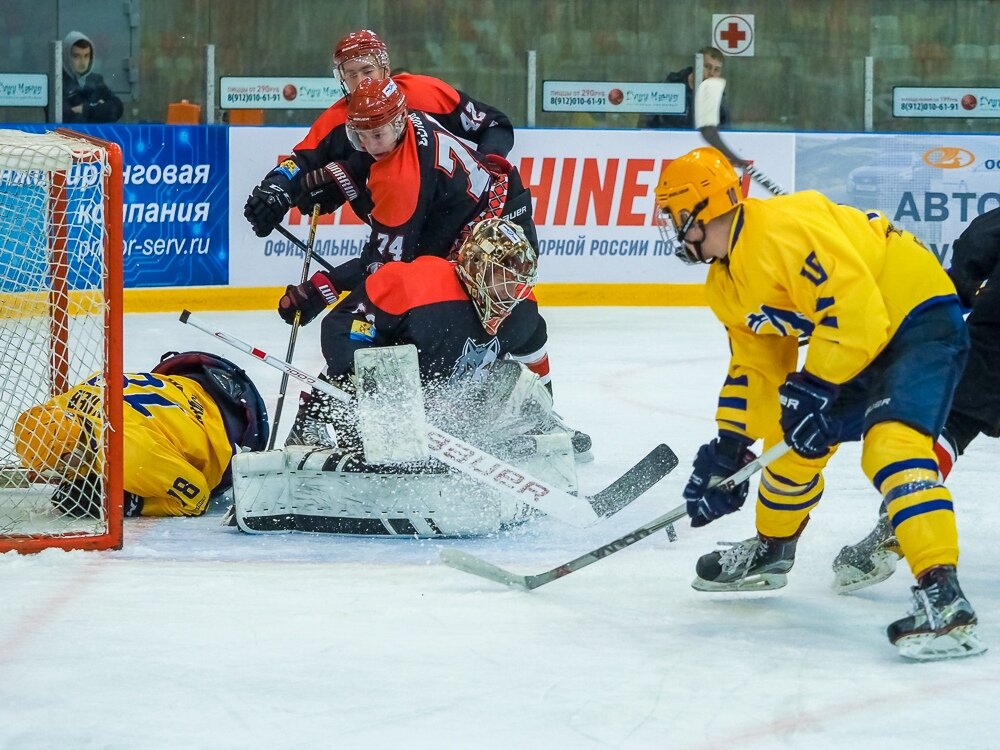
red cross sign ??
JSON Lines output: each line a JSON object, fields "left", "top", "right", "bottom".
{"left": 712, "top": 14, "right": 755, "bottom": 56}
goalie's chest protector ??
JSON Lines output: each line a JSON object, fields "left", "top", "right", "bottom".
{"left": 363, "top": 256, "right": 541, "bottom": 383}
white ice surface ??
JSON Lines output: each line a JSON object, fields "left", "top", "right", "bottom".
{"left": 1, "top": 307, "right": 998, "bottom": 750}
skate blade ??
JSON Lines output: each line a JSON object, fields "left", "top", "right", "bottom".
{"left": 691, "top": 572, "right": 788, "bottom": 592}
{"left": 895, "top": 625, "right": 988, "bottom": 661}
{"left": 832, "top": 549, "right": 901, "bottom": 594}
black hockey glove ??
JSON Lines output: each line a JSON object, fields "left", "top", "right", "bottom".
{"left": 278, "top": 271, "right": 339, "bottom": 326}
{"left": 683, "top": 435, "right": 757, "bottom": 527}
{"left": 51, "top": 476, "right": 103, "bottom": 518}
{"left": 124, "top": 492, "right": 144, "bottom": 517}
{"left": 778, "top": 371, "right": 840, "bottom": 459}
{"left": 244, "top": 181, "right": 292, "bottom": 237}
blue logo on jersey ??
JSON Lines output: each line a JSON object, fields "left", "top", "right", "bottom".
{"left": 747, "top": 305, "right": 815, "bottom": 338}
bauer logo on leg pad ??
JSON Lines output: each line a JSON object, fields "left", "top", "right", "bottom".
{"left": 426, "top": 429, "right": 551, "bottom": 502}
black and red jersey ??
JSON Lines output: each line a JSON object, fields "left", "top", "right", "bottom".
{"left": 265, "top": 73, "right": 513, "bottom": 198}
{"left": 319, "top": 256, "right": 547, "bottom": 385}
{"left": 324, "top": 110, "right": 537, "bottom": 291}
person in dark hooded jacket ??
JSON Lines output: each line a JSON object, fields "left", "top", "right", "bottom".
{"left": 61, "top": 31, "right": 124, "bottom": 124}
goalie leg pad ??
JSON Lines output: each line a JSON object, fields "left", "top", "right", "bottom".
{"left": 231, "top": 446, "right": 540, "bottom": 537}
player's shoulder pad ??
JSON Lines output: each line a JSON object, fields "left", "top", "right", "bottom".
{"left": 396, "top": 73, "right": 461, "bottom": 113}
{"left": 294, "top": 98, "right": 350, "bottom": 151}
{"left": 364, "top": 257, "right": 467, "bottom": 316}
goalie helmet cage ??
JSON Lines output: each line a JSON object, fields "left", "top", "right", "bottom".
{"left": 0, "top": 128, "right": 123, "bottom": 553}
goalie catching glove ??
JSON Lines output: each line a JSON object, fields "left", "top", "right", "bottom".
{"left": 244, "top": 181, "right": 292, "bottom": 237}
{"left": 278, "top": 271, "right": 340, "bottom": 326}
{"left": 683, "top": 435, "right": 757, "bottom": 527}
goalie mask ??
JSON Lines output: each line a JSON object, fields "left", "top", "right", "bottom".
{"left": 345, "top": 77, "right": 407, "bottom": 159}
{"left": 455, "top": 218, "right": 538, "bottom": 335}
{"left": 333, "top": 29, "right": 390, "bottom": 96}
{"left": 654, "top": 147, "right": 741, "bottom": 264}
{"left": 13, "top": 402, "right": 99, "bottom": 479}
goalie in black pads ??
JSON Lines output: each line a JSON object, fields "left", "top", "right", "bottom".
{"left": 231, "top": 218, "right": 586, "bottom": 537}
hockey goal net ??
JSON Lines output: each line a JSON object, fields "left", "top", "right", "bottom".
{"left": 0, "top": 128, "right": 123, "bottom": 553}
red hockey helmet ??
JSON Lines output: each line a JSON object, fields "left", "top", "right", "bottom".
{"left": 345, "top": 77, "right": 408, "bottom": 156}
{"left": 333, "top": 29, "right": 390, "bottom": 94}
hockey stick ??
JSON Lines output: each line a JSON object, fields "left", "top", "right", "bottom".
{"left": 180, "top": 311, "right": 678, "bottom": 527}
{"left": 274, "top": 224, "right": 337, "bottom": 274}
{"left": 440, "top": 440, "right": 791, "bottom": 590}
{"left": 268, "top": 204, "right": 322, "bottom": 450}
{"left": 692, "top": 77, "right": 787, "bottom": 198}
{"left": 743, "top": 165, "right": 787, "bottom": 197}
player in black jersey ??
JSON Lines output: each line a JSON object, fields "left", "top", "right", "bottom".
{"left": 244, "top": 29, "right": 513, "bottom": 240}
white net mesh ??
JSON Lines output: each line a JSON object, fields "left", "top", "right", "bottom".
{"left": 0, "top": 129, "right": 115, "bottom": 545}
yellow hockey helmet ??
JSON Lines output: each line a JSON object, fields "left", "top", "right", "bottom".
{"left": 13, "top": 403, "right": 91, "bottom": 477}
{"left": 654, "top": 147, "right": 742, "bottom": 263}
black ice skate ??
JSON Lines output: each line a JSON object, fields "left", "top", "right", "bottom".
{"left": 831, "top": 509, "right": 902, "bottom": 594}
{"left": 284, "top": 389, "right": 339, "bottom": 448}
{"left": 887, "top": 565, "right": 986, "bottom": 661}
{"left": 692, "top": 528, "right": 802, "bottom": 592}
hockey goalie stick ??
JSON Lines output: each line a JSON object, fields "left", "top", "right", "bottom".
{"left": 440, "top": 440, "right": 791, "bottom": 590}
{"left": 268, "top": 204, "right": 322, "bottom": 450}
{"left": 180, "top": 311, "right": 678, "bottom": 527}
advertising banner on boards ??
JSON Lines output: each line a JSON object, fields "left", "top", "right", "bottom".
{"left": 795, "top": 133, "right": 1000, "bottom": 268}
{"left": 227, "top": 126, "right": 795, "bottom": 287}
{"left": 12, "top": 123, "right": 230, "bottom": 288}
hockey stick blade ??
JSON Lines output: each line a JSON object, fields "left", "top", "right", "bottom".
{"left": 440, "top": 549, "right": 534, "bottom": 590}
{"left": 442, "top": 440, "right": 791, "bottom": 590}
{"left": 588, "top": 443, "right": 678, "bottom": 517}
{"left": 441, "top": 503, "right": 689, "bottom": 591}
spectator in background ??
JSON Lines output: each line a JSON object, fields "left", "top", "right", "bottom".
{"left": 639, "top": 46, "right": 728, "bottom": 130}
{"left": 62, "top": 31, "right": 124, "bottom": 124}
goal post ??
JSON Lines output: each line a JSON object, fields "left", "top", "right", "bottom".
{"left": 0, "top": 128, "right": 123, "bottom": 553}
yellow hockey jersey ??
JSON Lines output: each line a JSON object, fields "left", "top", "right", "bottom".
{"left": 707, "top": 191, "right": 957, "bottom": 441}
{"left": 52, "top": 373, "right": 235, "bottom": 516}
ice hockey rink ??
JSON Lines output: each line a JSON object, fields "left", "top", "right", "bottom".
{"left": 1, "top": 306, "right": 998, "bottom": 749}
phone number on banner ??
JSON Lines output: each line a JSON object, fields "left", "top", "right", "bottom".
{"left": 226, "top": 92, "right": 281, "bottom": 104}
{"left": 898, "top": 101, "right": 959, "bottom": 112}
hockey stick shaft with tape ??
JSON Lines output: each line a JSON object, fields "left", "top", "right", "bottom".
{"left": 743, "top": 164, "right": 787, "bottom": 197}
{"left": 274, "top": 223, "right": 337, "bottom": 275}
{"left": 441, "top": 440, "right": 790, "bottom": 590}
{"left": 180, "top": 311, "right": 676, "bottom": 528}
{"left": 268, "top": 204, "right": 322, "bottom": 450}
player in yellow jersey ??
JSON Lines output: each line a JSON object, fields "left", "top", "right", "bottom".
{"left": 13, "top": 351, "right": 268, "bottom": 517}
{"left": 654, "top": 147, "right": 983, "bottom": 661}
